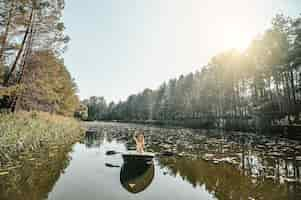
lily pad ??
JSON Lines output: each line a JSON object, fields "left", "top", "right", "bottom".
{"left": 0, "top": 171, "right": 9, "bottom": 176}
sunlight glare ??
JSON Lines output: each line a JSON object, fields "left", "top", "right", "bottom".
{"left": 220, "top": 23, "right": 254, "bottom": 51}
{"left": 206, "top": 0, "right": 261, "bottom": 52}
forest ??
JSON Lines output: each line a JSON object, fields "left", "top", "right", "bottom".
{"left": 0, "top": 0, "right": 79, "bottom": 116}
{"left": 83, "top": 14, "right": 301, "bottom": 133}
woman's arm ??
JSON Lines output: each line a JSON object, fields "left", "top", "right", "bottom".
{"left": 133, "top": 133, "right": 138, "bottom": 143}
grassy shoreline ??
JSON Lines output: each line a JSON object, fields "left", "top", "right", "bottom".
{"left": 0, "top": 111, "right": 85, "bottom": 169}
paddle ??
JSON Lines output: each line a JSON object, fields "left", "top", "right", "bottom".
{"left": 105, "top": 150, "right": 122, "bottom": 155}
{"left": 106, "top": 150, "right": 176, "bottom": 157}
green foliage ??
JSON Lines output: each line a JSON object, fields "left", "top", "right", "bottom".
{"left": 74, "top": 103, "right": 88, "bottom": 120}
{"left": 82, "top": 96, "right": 107, "bottom": 121}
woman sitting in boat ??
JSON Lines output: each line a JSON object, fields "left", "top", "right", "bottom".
{"left": 133, "top": 131, "right": 145, "bottom": 153}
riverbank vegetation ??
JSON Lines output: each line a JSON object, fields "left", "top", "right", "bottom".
{"left": 83, "top": 14, "right": 301, "bottom": 133}
{"left": 0, "top": 0, "right": 83, "bottom": 170}
{"left": 0, "top": 111, "right": 83, "bottom": 168}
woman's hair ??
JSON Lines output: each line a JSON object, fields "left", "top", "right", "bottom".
{"left": 136, "top": 130, "right": 144, "bottom": 137}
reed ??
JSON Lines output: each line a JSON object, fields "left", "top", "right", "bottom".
{"left": 0, "top": 111, "right": 84, "bottom": 168}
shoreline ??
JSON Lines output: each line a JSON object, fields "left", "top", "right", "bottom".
{"left": 84, "top": 119, "right": 301, "bottom": 140}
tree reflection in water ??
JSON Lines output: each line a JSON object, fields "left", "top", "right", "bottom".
{"left": 240, "top": 148, "right": 301, "bottom": 183}
{"left": 0, "top": 146, "right": 72, "bottom": 200}
{"left": 84, "top": 132, "right": 104, "bottom": 148}
{"left": 158, "top": 157, "right": 301, "bottom": 200}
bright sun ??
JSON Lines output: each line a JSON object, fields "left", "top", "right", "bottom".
{"left": 220, "top": 23, "right": 253, "bottom": 51}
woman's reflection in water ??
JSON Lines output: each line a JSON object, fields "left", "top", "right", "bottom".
{"left": 120, "top": 161, "right": 155, "bottom": 194}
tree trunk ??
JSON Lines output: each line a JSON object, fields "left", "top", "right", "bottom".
{"left": 284, "top": 71, "right": 293, "bottom": 124}
{"left": 4, "top": 7, "right": 34, "bottom": 86}
{"left": 11, "top": 9, "right": 35, "bottom": 112}
{"left": 275, "top": 77, "right": 282, "bottom": 113}
{"left": 18, "top": 14, "right": 35, "bottom": 84}
{"left": 289, "top": 67, "right": 297, "bottom": 120}
{"left": 13, "top": 14, "right": 35, "bottom": 112}
{"left": 290, "top": 68, "right": 296, "bottom": 104}
{"left": 0, "top": 1, "right": 14, "bottom": 61}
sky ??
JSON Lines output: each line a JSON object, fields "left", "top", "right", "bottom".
{"left": 63, "top": 0, "right": 301, "bottom": 102}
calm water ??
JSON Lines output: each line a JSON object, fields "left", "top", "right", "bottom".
{"left": 1, "top": 122, "right": 301, "bottom": 200}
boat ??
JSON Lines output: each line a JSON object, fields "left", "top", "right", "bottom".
{"left": 122, "top": 151, "right": 155, "bottom": 163}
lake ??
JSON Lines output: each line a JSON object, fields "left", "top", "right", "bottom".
{"left": 1, "top": 122, "right": 301, "bottom": 200}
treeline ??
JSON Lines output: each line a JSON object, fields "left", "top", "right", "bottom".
{"left": 83, "top": 14, "right": 301, "bottom": 131}
{"left": 0, "top": 0, "right": 79, "bottom": 116}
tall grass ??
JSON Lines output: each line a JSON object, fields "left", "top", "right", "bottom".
{"left": 0, "top": 111, "right": 84, "bottom": 167}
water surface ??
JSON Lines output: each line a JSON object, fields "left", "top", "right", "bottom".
{"left": 1, "top": 122, "right": 301, "bottom": 200}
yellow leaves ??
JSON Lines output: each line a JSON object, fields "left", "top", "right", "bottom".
{"left": 15, "top": 50, "right": 79, "bottom": 116}
{"left": 0, "top": 84, "right": 25, "bottom": 97}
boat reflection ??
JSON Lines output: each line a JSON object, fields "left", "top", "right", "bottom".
{"left": 120, "top": 161, "right": 155, "bottom": 194}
